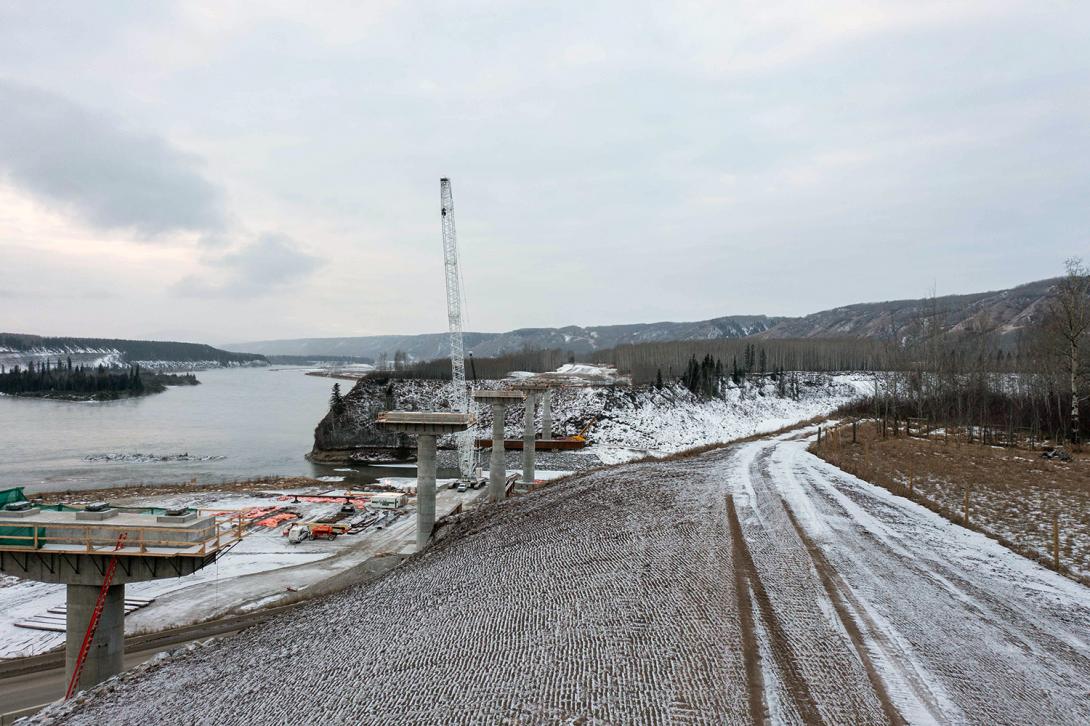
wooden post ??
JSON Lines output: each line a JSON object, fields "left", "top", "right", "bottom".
{"left": 853, "top": 420, "right": 858, "bottom": 444}
{"left": 817, "top": 427, "right": 822, "bottom": 446}
{"left": 1053, "top": 512, "right": 1061, "bottom": 571}
{"left": 963, "top": 488, "right": 970, "bottom": 526}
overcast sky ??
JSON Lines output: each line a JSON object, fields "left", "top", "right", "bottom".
{"left": 1, "top": 2, "right": 1087, "bottom": 344}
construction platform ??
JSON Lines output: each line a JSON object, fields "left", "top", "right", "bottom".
{"left": 0, "top": 508, "right": 241, "bottom": 567}
{"left": 0, "top": 505, "right": 244, "bottom": 693}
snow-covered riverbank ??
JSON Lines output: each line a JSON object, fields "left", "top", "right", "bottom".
{"left": 319, "top": 369, "right": 874, "bottom": 465}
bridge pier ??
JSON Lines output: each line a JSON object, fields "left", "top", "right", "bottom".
{"left": 0, "top": 503, "right": 236, "bottom": 695}
{"left": 541, "top": 389, "right": 553, "bottom": 441}
{"left": 522, "top": 391, "right": 537, "bottom": 484}
{"left": 66, "top": 583, "right": 125, "bottom": 691}
{"left": 472, "top": 390, "right": 526, "bottom": 503}
{"left": 515, "top": 383, "right": 549, "bottom": 485}
{"left": 375, "top": 411, "right": 474, "bottom": 548}
{"left": 415, "top": 434, "right": 437, "bottom": 549}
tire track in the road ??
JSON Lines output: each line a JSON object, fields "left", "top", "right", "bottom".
{"left": 726, "top": 494, "right": 823, "bottom": 725}
{"left": 777, "top": 497, "right": 908, "bottom": 726}
{"left": 808, "top": 459, "right": 1090, "bottom": 666}
{"left": 790, "top": 447, "right": 1090, "bottom": 724}
{"left": 726, "top": 495, "right": 769, "bottom": 725}
{"left": 742, "top": 443, "right": 902, "bottom": 724}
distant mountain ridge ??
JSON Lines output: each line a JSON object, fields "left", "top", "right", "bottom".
{"left": 227, "top": 315, "right": 782, "bottom": 360}
{"left": 228, "top": 277, "right": 1061, "bottom": 360}
{"left": 756, "top": 278, "right": 1058, "bottom": 341}
{"left": 0, "top": 333, "right": 266, "bottom": 369}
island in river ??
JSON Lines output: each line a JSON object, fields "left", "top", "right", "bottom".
{"left": 0, "top": 361, "right": 198, "bottom": 401}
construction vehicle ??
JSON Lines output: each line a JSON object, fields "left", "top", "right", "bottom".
{"left": 285, "top": 522, "right": 345, "bottom": 544}
{"left": 566, "top": 417, "right": 598, "bottom": 444}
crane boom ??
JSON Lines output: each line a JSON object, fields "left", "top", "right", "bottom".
{"left": 440, "top": 178, "right": 473, "bottom": 480}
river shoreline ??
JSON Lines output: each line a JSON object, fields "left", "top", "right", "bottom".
{"left": 0, "top": 368, "right": 335, "bottom": 491}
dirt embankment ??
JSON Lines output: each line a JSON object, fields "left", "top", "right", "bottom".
{"left": 30, "top": 476, "right": 331, "bottom": 506}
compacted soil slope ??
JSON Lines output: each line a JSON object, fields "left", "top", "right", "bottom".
{"left": 34, "top": 432, "right": 1090, "bottom": 725}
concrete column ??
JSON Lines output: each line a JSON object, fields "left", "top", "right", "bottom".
{"left": 522, "top": 392, "right": 537, "bottom": 484}
{"left": 489, "top": 403, "right": 508, "bottom": 503}
{"left": 415, "top": 434, "right": 437, "bottom": 549}
{"left": 65, "top": 582, "right": 125, "bottom": 693}
{"left": 541, "top": 389, "right": 553, "bottom": 440}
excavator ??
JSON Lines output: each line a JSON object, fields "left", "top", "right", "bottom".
{"left": 564, "top": 417, "right": 598, "bottom": 446}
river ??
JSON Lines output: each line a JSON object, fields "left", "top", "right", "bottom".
{"left": 0, "top": 367, "right": 362, "bottom": 494}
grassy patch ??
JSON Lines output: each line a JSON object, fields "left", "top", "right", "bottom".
{"left": 811, "top": 421, "right": 1090, "bottom": 584}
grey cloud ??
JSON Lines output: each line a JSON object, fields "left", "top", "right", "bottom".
{"left": 172, "top": 233, "right": 322, "bottom": 297}
{"left": 0, "top": 79, "right": 225, "bottom": 236}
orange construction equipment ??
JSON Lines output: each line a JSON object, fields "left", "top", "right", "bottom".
{"left": 308, "top": 523, "right": 338, "bottom": 540}
{"left": 566, "top": 416, "right": 598, "bottom": 444}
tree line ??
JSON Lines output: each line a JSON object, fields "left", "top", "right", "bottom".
{"left": 592, "top": 338, "right": 889, "bottom": 385}
{"left": 347, "top": 258, "right": 1089, "bottom": 446}
{"left": 0, "top": 359, "right": 198, "bottom": 399}
{"left": 840, "top": 258, "right": 1089, "bottom": 444}
{"left": 676, "top": 352, "right": 802, "bottom": 399}
{"left": 0, "top": 333, "right": 265, "bottom": 366}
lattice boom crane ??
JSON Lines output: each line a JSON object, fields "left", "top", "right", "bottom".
{"left": 440, "top": 178, "right": 474, "bottom": 480}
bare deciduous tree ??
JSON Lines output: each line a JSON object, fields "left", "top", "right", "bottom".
{"left": 1045, "top": 257, "right": 1090, "bottom": 442}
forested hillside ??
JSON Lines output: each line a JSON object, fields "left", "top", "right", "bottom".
{"left": 0, "top": 333, "right": 266, "bottom": 368}
{"left": 228, "top": 316, "right": 780, "bottom": 360}
{"left": 231, "top": 277, "right": 1061, "bottom": 361}
{"left": 758, "top": 278, "right": 1057, "bottom": 342}
{"left": 0, "top": 360, "right": 198, "bottom": 400}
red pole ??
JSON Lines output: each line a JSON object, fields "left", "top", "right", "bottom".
{"left": 65, "top": 533, "right": 127, "bottom": 698}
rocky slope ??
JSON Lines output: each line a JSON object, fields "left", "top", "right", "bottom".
{"left": 312, "top": 371, "right": 870, "bottom": 464}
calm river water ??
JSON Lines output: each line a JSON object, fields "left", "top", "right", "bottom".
{"left": 0, "top": 367, "right": 359, "bottom": 493}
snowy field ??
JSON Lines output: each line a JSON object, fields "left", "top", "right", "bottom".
{"left": 33, "top": 428, "right": 1090, "bottom": 725}
{"left": 567, "top": 373, "right": 872, "bottom": 462}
